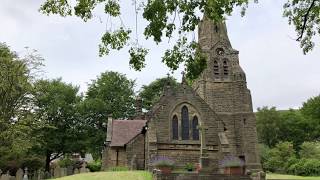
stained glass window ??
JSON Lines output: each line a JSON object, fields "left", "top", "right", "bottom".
{"left": 172, "top": 115, "right": 178, "bottom": 140}
{"left": 192, "top": 116, "right": 199, "bottom": 140}
{"left": 181, "top": 106, "right": 189, "bottom": 140}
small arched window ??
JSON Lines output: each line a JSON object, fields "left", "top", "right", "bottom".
{"left": 213, "top": 60, "right": 219, "bottom": 76}
{"left": 223, "top": 59, "right": 229, "bottom": 76}
{"left": 172, "top": 115, "right": 178, "bottom": 140}
{"left": 192, "top": 116, "right": 199, "bottom": 140}
{"left": 181, "top": 106, "right": 189, "bottom": 140}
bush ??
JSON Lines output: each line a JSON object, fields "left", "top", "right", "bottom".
{"left": 185, "top": 163, "right": 194, "bottom": 171}
{"left": 87, "top": 159, "right": 102, "bottom": 172}
{"left": 262, "top": 142, "right": 296, "bottom": 173}
{"left": 299, "top": 142, "right": 320, "bottom": 159}
{"left": 151, "top": 156, "right": 175, "bottom": 169}
{"left": 58, "top": 158, "right": 76, "bottom": 168}
{"left": 289, "top": 159, "right": 320, "bottom": 176}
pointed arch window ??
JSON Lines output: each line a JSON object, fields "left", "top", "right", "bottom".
{"left": 172, "top": 115, "right": 178, "bottom": 140}
{"left": 181, "top": 106, "right": 189, "bottom": 140}
{"left": 213, "top": 60, "right": 219, "bottom": 76}
{"left": 223, "top": 59, "right": 229, "bottom": 76}
{"left": 192, "top": 116, "right": 199, "bottom": 140}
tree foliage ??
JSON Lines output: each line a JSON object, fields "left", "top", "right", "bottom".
{"left": 81, "top": 71, "right": 136, "bottom": 157}
{"left": 139, "top": 76, "right": 178, "bottom": 111}
{"left": 0, "top": 43, "right": 45, "bottom": 172}
{"left": 39, "top": 0, "right": 255, "bottom": 80}
{"left": 32, "top": 79, "right": 85, "bottom": 171}
{"left": 86, "top": 71, "right": 136, "bottom": 119}
{"left": 40, "top": 0, "right": 319, "bottom": 80}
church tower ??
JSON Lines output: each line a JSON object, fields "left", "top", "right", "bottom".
{"left": 193, "top": 16, "right": 262, "bottom": 171}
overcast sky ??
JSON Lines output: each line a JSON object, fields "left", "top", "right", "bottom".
{"left": 0, "top": 0, "right": 319, "bottom": 111}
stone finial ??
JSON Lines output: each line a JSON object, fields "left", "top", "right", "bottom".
{"left": 106, "top": 115, "right": 113, "bottom": 143}
{"left": 135, "top": 96, "right": 143, "bottom": 118}
{"left": 181, "top": 71, "right": 187, "bottom": 85}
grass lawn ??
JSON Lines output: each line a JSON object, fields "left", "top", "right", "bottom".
{"left": 55, "top": 171, "right": 152, "bottom": 180}
{"left": 267, "top": 173, "right": 320, "bottom": 179}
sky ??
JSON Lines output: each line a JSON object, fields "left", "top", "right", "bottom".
{"left": 0, "top": 0, "right": 319, "bottom": 111}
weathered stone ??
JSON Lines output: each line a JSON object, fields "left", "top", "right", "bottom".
{"left": 73, "top": 168, "right": 79, "bottom": 174}
{"left": 15, "top": 168, "right": 23, "bottom": 180}
{"left": 53, "top": 166, "right": 61, "bottom": 178}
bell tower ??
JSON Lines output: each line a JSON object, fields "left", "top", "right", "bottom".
{"left": 193, "top": 16, "right": 262, "bottom": 172}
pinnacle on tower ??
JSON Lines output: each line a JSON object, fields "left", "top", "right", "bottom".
{"left": 198, "top": 16, "right": 232, "bottom": 50}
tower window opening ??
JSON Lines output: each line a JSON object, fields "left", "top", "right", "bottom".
{"left": 223, "top": 60, "right": 229, "bottom": 76}
{"left": 213, "top": 60, "right": 219, "bottom": 76}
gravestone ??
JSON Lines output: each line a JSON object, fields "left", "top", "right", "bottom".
{"left": 53, "top": 166, "right": 61, "bottom": 178}
{"left": 79, "top": 166, "right": 88, "bottom": 173}
{"left": 73, "top": 168, "right": 79, "bottom": 174}
{"left": 44, "top": 171, "right": 51, "bottom": 179}
{"left": 0, "top": 171, "right": 10, "bottom": 180}
{"left": 22, "top": 168, "right": 28, "bottom": 180}
{"left": 37, "top": 170, "right": 44, "bottom": 180}
{"left": 15, "top": 168, "right": 23, "bottom": 180}
{"left": 60, "top": 168, "right": 67, "bottom": 177}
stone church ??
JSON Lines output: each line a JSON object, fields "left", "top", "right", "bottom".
{"left": 102, "top": 16, "right": 262, "bottom": 175}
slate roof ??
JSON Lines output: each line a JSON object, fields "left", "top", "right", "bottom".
{"left": 110, "top": 120, "right": 147, "bottom": 147}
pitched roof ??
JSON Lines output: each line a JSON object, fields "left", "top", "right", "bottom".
{"left": 110, "top": 120, "right": 147, "bottom": 147}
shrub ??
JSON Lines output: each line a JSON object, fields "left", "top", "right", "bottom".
{"left": 151, "top": 156, "right": 175, "bottom": 169}
{"left": 263, "top": 142, "right": 296, "bottom": 173}
{"left": 185, "top": 163, "right": 194, "bottom": 171}
{"left": 299, "top": 142, "right": 320, "bottom": 159}
{"left": 58, "top": 158, "right": 76, "bottom": 168}
{"left": 289, "top": 159, "right": 320, "bottom": 176}
{"left": 87, "top": 159, "right": 102, "bottom": 172}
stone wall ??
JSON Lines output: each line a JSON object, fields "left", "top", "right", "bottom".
{"left": 126, "top": 134, "right": 145, "bottom": 170}
{"left": 102, "top": 147, "right": 127, "bottom": 169}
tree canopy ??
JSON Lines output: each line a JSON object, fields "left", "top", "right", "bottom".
{"left": 32, "top": 78, "right": 85, "bottom": 171}
{"left": 40, "top": 0, "right": 320, "bottom": 80}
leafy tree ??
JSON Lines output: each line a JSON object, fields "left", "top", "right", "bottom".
{"left": 40, "top": 0, "right": 320, "bottom": 79}
{"left": 86, "top": 71, "right": 136, "bottom": 119}
{"left": 80, "top": 71, "right": 136, "bottom": 157}
{"left": 0, "top": 43, "right": 44, "bottom": 172}
{"left": 277, "top": 110, "right": 312, "bottom": 149}
{"left": 32, "top": 79, "right": 85, "bottom": 171}
{"left": 139, "top": 76, "right": 178, "bottom": 111}
{"left": 263, "top": 141, "right": 296, "bottom": 173}
{"left": 300, "top": 95, "right": 320, "bottom": 141}
{"left": 299, "top": 141, "right": 320, "bottom": 159}
{"left": 256, "top": 107, "right": 282, "bottom": 147}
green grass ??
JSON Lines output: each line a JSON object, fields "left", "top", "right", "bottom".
{"left": 267, "top": 173, "right": 320, "bottom": 179}
{"left": 54, "top": 171, "right": 320, "bottom": 180}
{"left": 54, "top": 171, "right": 152, "bottom": 180}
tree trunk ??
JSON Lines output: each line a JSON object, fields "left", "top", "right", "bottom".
{"left": 45, "top": 151, "right": 51, "bottom": 172}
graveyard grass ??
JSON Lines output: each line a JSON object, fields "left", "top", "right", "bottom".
{"left": 54, "top": 171, "right": 152, "bottom": 180}
{"left": 53, "top": 171, "right": 320, "bottom": 180}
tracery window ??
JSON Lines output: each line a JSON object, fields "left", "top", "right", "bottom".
{"left": 213, "top": 60, "right": 219, "bottom": 76}
{"left": 172, "top": 115, "right": 178, "bottom": 140}
{"left": 223, "top": 59, "right": 229, "bottom": 76}
{"left": 192, "top": 116, "right": 199, "bottom": 140}
{"left": 181, "top": 106, "right": 190, "bottom": 140}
